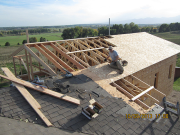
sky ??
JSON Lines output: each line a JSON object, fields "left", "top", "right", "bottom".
{"left": 0, "top": 0, "right": 180, "bottom": 27}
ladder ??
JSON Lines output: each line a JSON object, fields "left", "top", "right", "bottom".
{"left": 163, "top": 97, "right": 179, "bottom": 118}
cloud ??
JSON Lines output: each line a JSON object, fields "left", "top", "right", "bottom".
{"left": 0, "top": 0, "right": 180, "bottom": 26}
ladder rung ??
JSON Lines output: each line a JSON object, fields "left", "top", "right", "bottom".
{"left": 165, "top": 102, "right": 177, "bottom": 108}
{"left": 166, "top": 108, "right": 178, "bottom": 115}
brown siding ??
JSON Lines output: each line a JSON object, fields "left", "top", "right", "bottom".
{"left": 132, "top": 55, "right": 177, "bottom": 99}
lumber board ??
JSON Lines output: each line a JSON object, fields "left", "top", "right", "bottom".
{"left": 121, "top": 78, "right": 159, "bottom": 103}
{"left": 55, "top": 42, "right": 90, "bottom": 68}
{"left": 1, "top": 67, "right": 41, "bottom": 109}
{"left": 65, "top": 41, "right": 100, "bottom": 65}
{"left": 112, "top": 82, "right": 149, "bottom": 109}
{"left": 12, "top": 57, "right": 17, "bottom": 76}
{"left": 9, "top": 45, "right": 24, "bottom": 58}
{"left": 130, "top": 75, "right": 166, "bottom": 96}
{"left": 66, "top": 47, "right": 104, "bottom": 54}
{"left": 0, "top": 73, "right": 80, "bottom": 105}
{"left": 131, "top": 86, "right": 154, "bottom": 101}
{"left": 50, "top": 43, "right": 85, "bottom": 69}
{"left": 118, "top": 80, "right": 136, "bottom": 96}
{"left": 38, "top": 44, "right": 73, "bottom": 72}
{"left": 24, "top": 45, "right": 56, "bottom": 76}
{"left": 25, "top": 49, "right": 31, "bottom": 80}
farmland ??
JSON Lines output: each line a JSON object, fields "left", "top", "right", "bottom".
{"left": 0, "top": 32, "right": 63, "bottom": 47}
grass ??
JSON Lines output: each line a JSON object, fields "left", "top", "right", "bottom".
{"left": 152, "top": 31, "right": 180, "bottom": 45}
{"left": 173, "top": 77, "right": 180, "bottom": 91}
{"left": 0, "top": 32, "right": 63, "bottom": 47}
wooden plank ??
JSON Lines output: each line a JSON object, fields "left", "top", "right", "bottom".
{"left": 50, "top": 43, "right": 85, "bottom": 69}
{"left": 29, "top": 53, "right": 34, "bottom": 80}
{"left": 131, "top": 86, "right": 154, "bottom": 101}
{"left": 38, "top": 44, "right": 74, "bottom": 72}
{"left": 19, "top": 59, "right": 22, "bottom": 75}
{"left": 66, "top": 47, "right": 104, "bottom": 54}
{"left": 112, "top": 82, "right": 149, "bottom": 109}
{"left": 65, "top": 41, "right": 100, "bottom": 65}
{"left": 118, "top": 80, "right": 136, "bottom": 96}
{"left": 25, "top": 49, "right": 31, "bottom": 80}
{"left": 55, "top": 42, "right": 90, "bottom": 67}
{"left": 1, "top": 67, "right": 41, "bottom": 109}
{"left": 12, "top": 57, "right": 17, "bottom": 76}
{"left": 34, "top": 45, "right": 66, "bottom": 73}
{"left": 24, "top": 45, "right": 57, "bottom": 76}
{"left": 0, "top": 73, "right": 80, "bottom": 105}
{"left": 9, "top": 45, "right": 24, "bottom": 58}
{"left": 130, "top": 75, "right": 166, "bottom": 96}
{"left": 121, "top": 78, "right": 159, "bottom": 103}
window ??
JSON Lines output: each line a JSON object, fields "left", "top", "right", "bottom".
{"left": 154, "top": 72, "right": 159, "bottom": 89}
{"left": 168, "top": 65, "right": 172, "bottom": 79}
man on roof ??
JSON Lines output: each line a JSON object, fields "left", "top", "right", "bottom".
{"left": 104, "top": 46, "right": 124, "bottom": 74}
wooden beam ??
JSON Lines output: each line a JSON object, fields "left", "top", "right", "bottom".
{"left": 50, "top": 43, "right": 85, "bottom": 69}
{"left": 65, "top": 41, "right": 100, "bottom": 65}
{"left": 118, "top": 80, "right": 136, "bottom": 96}
{"left": 1, "top": 67, "right": 41, "bottom": 109}
{"left": 98, "top": 37, "right": 116, "bottom": 47}
{"left": 29, "top": 53, "right": 34, "bottom": 80}
{"left": 0, "top": 73, "right": 80, "bottom": 105}
{"left": 24, "top": 45, "right": 56, "bottom": 76}
{"left": 131, "top": 86, "right": 154, "bottom": 101}
{"left": 130, "top": 75, "right": 166, "bottom": 96}
{"left": 26, "top": 29, "right": 29, "bottom": 43}
{"left": 34, "top": 45, "right": 66, "bottom": 73}
{"left": 112, "top": 82, "right": 149, "bottom": 109}
{"left": 121, "top": 78, "right": 159, "bottom": 103}
{"left": 38, "top": 44, "right": 74, "bottom": 72}
{"left": 66, "top": 47, "right": 104, "bottom": 54}
{"left": 56, "top": 42, "right": 90, "bottom": 68}
{"left": 9, "top": 45, "right": 24, "bottom": 58}
{"left": 19, "top": 59, "right": 22, "bottom": 75}
{"left": 25, "top": 49, "right": 31, "bottom": 80}
{"left": 12, "top": 57, "right": 17, "bottom": 76}
{"left": 0, "top": 68, "right": 52, "bottom": 127}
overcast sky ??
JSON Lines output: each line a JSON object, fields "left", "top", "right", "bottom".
{"left": 0, "top": 0, "right": 180, "bottom": 27}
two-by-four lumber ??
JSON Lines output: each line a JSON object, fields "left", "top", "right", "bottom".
{"left": 38, "top": 44, "right": 74, "bottom": 72}
{"left": 131, "top": 86, "right": 154, "bottom": 101}
{"left": 112, "top": 82, "right": 149, "bottom": 109}
{"left": 50, "top": 43, "right": 85, "bottom": 69}
{"left": 24, "top": 45, "right": 57, "bottom": 76}
{"left": 9, "top": 45, "right": 24, "bottom": 58}
{"left": 65, "top": 41, "right": 100, "bottom": 65}
{"left": 130, "top": 75, "right": 166, "bottom": 96}
{"left": 55, "top": 42, "right": 90, "bottom": 68}
{"left": 34, "top": 44, "right": 67, "bottom": 73}
{"left": 1, "top": 68, "right": 41, "bottom": 109}
{"left": 0, "top": 73, "right": 80, "bottom": 105}
{"left": 66, "top": 47, "right": 104, "bottom": 54}
{"left": 121, "top": 78, "right": 159, "bottom": 103}
{"left": 25, "top": 49, "right": 31, "bottom": 80}
{"left": 118, "top": 80, "right": 136, "bottom": 96}
{"left": 1, "top": 68, "right": 52, "bottom": 126}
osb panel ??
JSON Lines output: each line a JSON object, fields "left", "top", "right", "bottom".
{"left": 133, "top": 55, "right": 177, "bottom": 102}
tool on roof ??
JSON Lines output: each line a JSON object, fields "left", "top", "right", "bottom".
{"left": 82, "top": 99, "right": 103, "bottom": 120}
{"left": 63, "top": 68, "right": 73, "bottom": 78}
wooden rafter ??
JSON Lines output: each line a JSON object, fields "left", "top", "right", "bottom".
{"left": 55, "top": 42, "right": 90, "bottom": 68}
{"left": 98, "top": 37, "right": 116, "bottom": 47}
{"left": 50, "top": 43, "right": 85, "bottom": 69}
{"left": 24, "top": 45, "right": 57, "bottom": 76}
{"left": 34, "top": 44, "right": 67, "bottom": 73}
{"left": 121, "top": 78, "right": 159, "bottom": 103}
{"left": 64, "top": 41, "right": 100, "bottom": 65}
{"left": 9, "top": 45, "right": 24, "bottom": 58}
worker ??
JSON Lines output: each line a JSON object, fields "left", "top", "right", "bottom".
{"left": 104, "top": 46, "right": 124, "bottom": 74}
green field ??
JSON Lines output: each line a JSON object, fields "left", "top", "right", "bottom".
{"left": 0, "top": 32, "right": 63, "bottom": 47}
{"left": 152, "top": 31, "right": 180, "bottom": 45}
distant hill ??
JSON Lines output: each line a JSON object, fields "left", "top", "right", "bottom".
{"left": 111, "top": 15, "right": 180, "bottom": 24}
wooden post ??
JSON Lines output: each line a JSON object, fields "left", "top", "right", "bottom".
{"left": 29, "top": 53, "right": 34, "bottom": 80}
{"left": 13, "top": 57, "right": 17, "bottom": 76}
{"left": 26, "top": 29, "right": 29, "bottom": 43}
{"left": 25, "top": 49, "right": 31, "bottom": 80}
{"left": 37, "top": 52, "right": 41, "bottom": 72}
{"left": 19, "top": 58, "right": 22, "bottom": 75}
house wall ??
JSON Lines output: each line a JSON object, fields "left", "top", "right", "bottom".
{"left": 132, "top": 55, "right": 177, "bottom": 102}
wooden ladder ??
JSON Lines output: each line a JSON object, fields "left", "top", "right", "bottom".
{"left": 163, "top": 97, "right": 179, "bottom": 118}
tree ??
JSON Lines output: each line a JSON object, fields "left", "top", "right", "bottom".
{"left": 131, "top": 25, "right": 140, "bottom": 33}
{"left": 22, "top": 40, "right": 27, "bottom": 44}
{"left": 159, "top": 24, "right": 170, "bottom": 32}
{"left": 146, "top": 27, "right": 150, "bottom": 32}
{"left": 17, "top": 43, "right": 20, "bottom": 45}
{"left": 124, "top": 24, "right": 131, "bottom": 33}
{"left": 150, "top": 27, "right": 154, "bottom": 33}
{"left": 5, "top": 42, "right": 10, "bottom": 46}
{"left": 0, "top": 33, "right": 3, "bottom": 36}
{"left": 40, "top": 37, "right": 46, "bottom": 42}
{"left": 98, "top": 26, "right": 108, "bottom": 36}
{"left": 93, "top": 29, "right": 98, "bottom": 36}
{"left": 29, "top": 37, "right": 38, "bottom": 43}
{"left": 141, "top": 27, "right": 146, "bottom": 32}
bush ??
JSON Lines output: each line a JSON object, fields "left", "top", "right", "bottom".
{"left": 5, "top": 42, "right": 10, "bottom": 46}
{"left": 17, "top": 43, "right": 20, "bottom": 45}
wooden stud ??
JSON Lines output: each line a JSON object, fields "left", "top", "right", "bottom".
{"left": 13, "top": 57, "right": 17, "bottom": 76}
{"left": 25, "top": 49, "right": 31, "bottom": 80}
{"left": 29, "top": 53, "right": 34, "bottom": 80}
{"left": 0, "top": 73, "right": 80, "bottom": 105}
{"left": 24, "top": 45, "right": 56, "bottom": 76}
